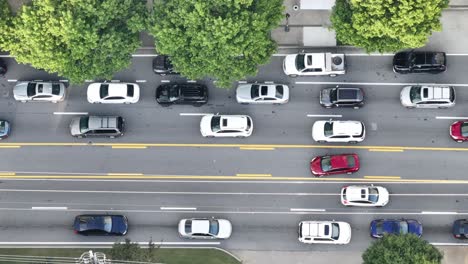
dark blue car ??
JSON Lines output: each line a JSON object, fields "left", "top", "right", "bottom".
{"left": 74, "top": 214, "right": 128, "bottom": 236}
{"left": 453, "top": 219, "right": 468, "bottom": 239}
{"left": 370, "top": 219, "right": 422, "bottom": 238}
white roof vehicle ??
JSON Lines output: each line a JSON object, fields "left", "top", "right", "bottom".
{"left": 298, "top": 221, "right": 351, "bottom": 244}
{"left": 178, "top": 218, "right": 232, "bottom": 239}
{"left": 13, "top": 81, "right": 66, "bottom": 103}
{"left": 341, "top": 185, "right": 389, "bottom": 207}
{"left": 236, "top": 83, "right": 289, "bottom": 104}
{"left": 87, "top": 82, "right": 140, "bottom": 104}
{"left": 283, "top": 52, "right": 346, "bottom": 77}
{"left": 200, "top": 114, "right": 253, "bottom": 138}
{"left": 400, "top": 85, "right": 455, "bottom": 108}
{"left": 312, "top": 120, "right": 365, "bottom": 143}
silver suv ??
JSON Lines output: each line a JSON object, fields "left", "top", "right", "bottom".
{"left": 400, "top": 85, "right": 455, "bottom": 108}
{"left": 70, "top": 116, "right": 124, "bottom": 138}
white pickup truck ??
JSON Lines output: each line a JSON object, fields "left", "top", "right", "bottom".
{"left": 283, "top": 52, "right": 346, "bottom": 77}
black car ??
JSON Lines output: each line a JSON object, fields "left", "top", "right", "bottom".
{"left": 74, "top": 214, "right": 128, "bottom": 236}
{"left": 156, "top": 83, "right": 208, "bottom": 106}
{"left": 453, "top": 219, "right": 468, "bottom": 239}
{"left": 0, "top": 58, "right": 7, "bottom": 77}
{"left": 153, "top": 55, "right": 178, "bottom": 75}
{"left": 393, "top": 51, "right": 446, "bottom": 74}
{"left": 320, "top": 86, "right": 364, "bottom": 109}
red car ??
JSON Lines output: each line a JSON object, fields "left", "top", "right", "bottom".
{"left": 450, "top": 121, "right": 468, "bottom": 142}
{"left": 310, "top": 154, "right": 360, "bottom": 177}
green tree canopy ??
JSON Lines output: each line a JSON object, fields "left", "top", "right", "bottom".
{"left": 0, "top": 0, "right": 147, "bottom": 84}
{"left": 149, "top": 0, "right": 284, "bottom": 88}
{"left": 331, "top": 0, "right": 448, "bottom": 53}
{"left": 362, "top": 234, "right": 443, "bottom": 264}
{"left": 0, "top": 0, "right": 13, "bottom": 46}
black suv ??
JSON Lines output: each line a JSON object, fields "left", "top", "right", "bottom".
{"left": 393, "top": 51, "right": 446, "bottom": 74}
{"left": 0, "top": 59, "right": 7, "bottom": 77}
{"left": 156, "top": 83, "right": 208, "bottom": 106}
{"left": 320, "top": 86, "right": 364, "bottom": 109}
{"left": 153, "top": 55, "right": 178, "bottom": 75}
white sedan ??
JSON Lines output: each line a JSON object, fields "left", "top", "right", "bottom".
{"left": 13, "top": 81, "right": 66, "bottom": 103}
{"left": 87, "top": 82, "right": 140, "bottom": 104}
{"left": 178, "top": 218, "right": 232, "bottom": 239}
{"left": 341, "top": 185, "right": 390, "bottom": 207}
{"left": 236, "top": 83, "right": 289, "bottom": 104}
{"left": 200, "top": 114, "right": 253, "bottom": 138}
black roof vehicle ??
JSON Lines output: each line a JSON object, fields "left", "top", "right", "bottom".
{"left": 320, "top": 86, "right": 364, "bottom": 109}
{"left": 156, "top": 83, "right": 208, "bottom": 106}
{"left": 0, "top": 58, "right": 7, "bottom": 77}
{"left": 153, "top": 55, "right": 178, "bottom": 75}
{"left": 74, "top": 214, "right": 128, "bottom": 236}
{"left": 453, "top": 219, "right": 468, "bottom": 239}
{"left": 393, "top": 51, "right": 446, "bottom": 74}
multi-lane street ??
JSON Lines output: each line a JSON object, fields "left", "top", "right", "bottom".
{"left": 1, "top": 51, "right": 468, "bottom": 252}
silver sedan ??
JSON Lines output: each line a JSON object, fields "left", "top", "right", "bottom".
{"left": 236, "top": 83, "right": 289, "bottom": 104}
{"left": 13, "top": 81, "right": 66, "bottom": 103}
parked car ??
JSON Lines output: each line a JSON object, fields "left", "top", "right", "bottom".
{"left": 312, "top": 120, "right": 365, "bottom": 143}
{"left": 0, "top": 120, "right": 10, "bottom": 139}
{"left": 283, "top": 52, "right": 346, "bottom": 77}
{"left": 393, "top": 51, "right": 446, "bottom": 74}
{"left": 236, "top": 83, "right": 289, "bottom": 104}
{"left": 200, "top": 114, "right": 253, "bottom": 138}
{"left": 87, "top": 82, "right": 140, "bottom": 104}
{"left": 153, "top": 55, "right": 178, "bottom": 75}
{"left": 320, "top": 86, "right": 364, "bottom": 109}
{"left": 370, "top": 219, "right": 423, "bottom": 238}
{"left": 156, "top": 83, "right": 208, "bottom": 106}
{"left": 0, "top": 58, "right": 7, "bottom": 77}
{"left": 450, "top": 121, "right": 468, "bottom": 142}
{"left": 400, "top": 85, "right": 455, "bottom": 108}
{"left": 70, "top": 116, "right": 124, "bottom": 138}
{"left": 310, "top": 154, "right": 359, "bottom": 177}
{"left": 73, "top": 214, "right": 128, "bottom": 236}
{"left": 298, "top": 221, "right": 351, "bottom": 244}
{"left": 453, "top": 219, "right": 468, "bottom": 239}
{"left": 341, "top": 185, "right": 389, "bottom": 207}
{"left": 178, "top": 218, "right": 232, "bottom": 239}
{"left": 13, "top": 81, "right": 66, "bottom": 103}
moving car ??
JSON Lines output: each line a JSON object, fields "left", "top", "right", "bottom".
{"left": 0, "top": 58, "right": 6, "bottom": 77}
{"left": 73, "top": 214, "right": 128, "bottom": 236}
{"left": 283, "top": 52, "right": 346, "bottom": 77}
{"left": 320, "top": 86, "right": 364, "bottom": 109}
{"left": 400, "top": 85, "right": 455, "bottom": 108}
{"left": 298, "top": 221, "right": 351, "bottom": 244}
{"left": 393, "top": 51, "right": 446, "bottom": 74}
{"left": 312, "top": 120, "right": 366, "bottom": 143}
{"left": 70, "top": 116, "right": 124, "bottom": 138}
{"left": 156, "top": 83, "right": 208, "bottom": 106}
{"left": 370, "top": 219, "right": 422, "bottom": 238}
{"left": 13, "top": 81, "right": 66, "bottom": 103}
{"left": 453, "top": 219, "right": 468, "bottom": 239}
{"left": 310, "top": 154, "right": 359, "bottom": 177}
{"left": 153, "top": 55, "right": 178, "bottom": 75}
{"left": 200, "top": 114, "right": 253, "bottom": 138}
{"left": 341, "top": 185, "right": 389, "bottom": 207}
{"left": 178, "top": 218, "right": 232, "bottom": 239}
{"left": 236, "top": 83, "right": 289, "bottom": 104}
{"left": 0, "top": 120, "right": 10, "bottom": 139}
{"left": 450, "top": 121, "right": 468, "bottom": 142}
{"left": 87, "top": 82, "right": 140, "bottom": 104}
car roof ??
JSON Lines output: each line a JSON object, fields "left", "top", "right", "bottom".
{"left": 330, "top": 155, "right": 350, "bottom": 168}
{"left": 220, "top": 116, "right": 248, "bottom": 130}
{"left": 301, "top": 222, "right": 331, "bottom": 239}
{"left": 337, "top": 88, "right": 361, "bottom": 101}
{"left": 106, "top": 83, "right": 132, "bottom": 97}
{"left": 87, "top": 116, "right": 119, "bottom": 129}
{"left": 303, "top": 53, "right": 325, "bottom": 69}
{"left": 332, "top": 121, "right": 363, "bottom": 136}
{"left": 191, "top": 219, "right": 210, "bottom": 234}
{"left": 346, "top": 186, "right": 370, "bottom": 202}
{"left": 420, "top": 86, "right": 452, "bottom": 101}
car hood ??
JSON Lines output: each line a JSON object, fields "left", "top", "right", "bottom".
{"left": 338, "top": 222, "right": 352, "bottom": 243}
{"left": 13, "top": 82, "right": 29, "bottom": 99}
{"left": 376, "top": 187, "right": 390, "bottom": 205}
{"left": 236, "top": 84, "right": 253, "bottom": 102}
{"left": 312, "top": 121, "right": 326, "bottom": 141}
{"left": 69, "top": 118, "right": 82, "bottom": 136}
{"left": 400, "top": 86, "right": 413, "bottom": 106}
{"left": 200, "top": 115, "right": 213, "bottom": 136}
{"left": 407, "top": 220, "right": 423, "bottom": 236}
{"left": 450, "top": 122, "right": 463, "bottom": 138}
{"left": 310, "top": 157, "right": 323, "bottom": 175}
{"left": 283, "top": 55, "right": 299, "bottom": 75}
{"left": 111, "top": 216, "right": 128, "bottom": 235}
{"left": 87, "top": 83, "right": 101, "bottom": 102}
{"left": 217, "top": 219, "right": 232, "bottom": 239}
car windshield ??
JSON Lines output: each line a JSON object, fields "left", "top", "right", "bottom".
{"left": 27, "top": 83, "right": 36, "bottom": 97}
{"left": 376, "top": 222, "right": 384, "bottom": 234}
{"left": 331, "top": 223, "right": 340, "bottom": 240}
{"left": 211, "top": 116, "right": 221, "bottom": 132}
{"left": 52, "top": 84, "right": 61, "bottom": 95}
{"left": 346, "top": 155, "right": 355, "bottom": 168}
{"left": 100, "top": 84, "right": 109, "bottom": 98}
{"left": 251, "top": 85, "right": 260, "bottom": 99}
{"left": 79, "top": 117, "right": 89, "bottom": 133}
{"left": 368, "top": 187, "right": 379, "bottom": 203}
{"left": 275, "top": 85, "right": 284, "bottom": 99}
{"left": 295, "top": 54, "right": 306, "bottom": 71}
{"left": 461, "top": 123, "right": 468, "bottom": 137}
{"left": 0, "top": 121, "right": 5, "bottom": 133}
{"left": 324, "top": 122, "right": 333, "bottom": 137}
{"left": 185, "top": 220, "right": 192, "bottom": 233}
{"left": 168, "top": 87, "right": 179, "bottom": 101}
{"left": 330, "top": 89, "right": 338, "bottom": 101}
{"left": 399, "top": 221, "right": 409, "bottom": 234}
{"left": 409, "top": 86, "right": 422, "bottom": 103}
{"left": 321, "top": 156, "right": 332, "bottom": 172}
{"left": 102, "top": 216, "right": 112, "bottom": 233}
{"left": 209, "top": 220, "right": 219, "bottom": 235}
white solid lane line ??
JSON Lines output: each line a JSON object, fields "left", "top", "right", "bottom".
{"left": 31, "top": 207, "right": 67, "bottom": 210}
{"left": 0, "top": 241, "right": 220, "bottom": 245}
{"left": 136, "top": 80, "right": 147, "bottom": 83}
{"left": 53, "top": 112, "right": 88, "bottom": 115}
{"left": 307, "top": 114, "right": 342, "bottom": 118}
{"left": 421, "top": 211, "right": 458, "bottom": 215}
{"left": 160, "top": 207, "right": 197, "bottom": 211}
{"left": 179, "top": 113, "right": 211, "bottom": 116}
{"left": 290, "top": 208, "right": 326, "bottom": 212}
{"left": 296, "top": 81, "right": 468, "bottom": 87}
{"left": 436, "top": 116, "right": 468, "bottom": 120}
{"left": 160, "top": 80, "right": 170, "bottom": 83}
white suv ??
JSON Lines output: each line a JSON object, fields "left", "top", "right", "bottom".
{"left": 312, "top": 120, "right": 365, "bottom": 143}
{"left": 341, "top": 185, "right": 389, "bottom": 207}
{"left": 400, "top": 85, "right": 455, "bottom": 108}
{"left": 200, "top": 114, "right": 253, "bottom": 138}
{"left": 298, "top": 221, "right": 351, "bottom": 244}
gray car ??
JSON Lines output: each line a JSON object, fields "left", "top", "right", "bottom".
{"left": 70, "top": 116, "right": 124, "bottom": 138}
{"left": 236, "top": 83, "right": 289, "bottom": 104}
{"left": 13, "top": 81, "right": 66, "bottom": 103}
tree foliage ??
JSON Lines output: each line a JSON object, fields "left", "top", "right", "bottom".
{"left": 0, "top": 0, "right": 13, "bottom": 46}
{"left": 0, "top": 0, "right": 147, "bottom": 84}
{"left": 362, "top": 234, "right": 443, "bottom": 264}
{"left": 331, "top": 0, "right": 448, "bottom": 53}
{"left": 149, "top": 0, "right": 284, "bottom": 88}
{"left": 110, "top": 238, "right": 158, "bottom": 262}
